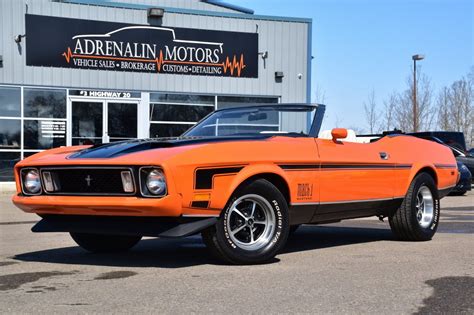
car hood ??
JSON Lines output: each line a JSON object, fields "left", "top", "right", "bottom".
{"left": 68, "top": 136, "right": 271, "bottom": 159}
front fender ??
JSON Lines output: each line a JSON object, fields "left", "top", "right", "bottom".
{"left": 210, "top": 163, "right": 289, "bottom": 210}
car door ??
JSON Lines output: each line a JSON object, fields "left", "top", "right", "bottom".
{"left": 315, "top": 137, "right": 396, "bottom": 219}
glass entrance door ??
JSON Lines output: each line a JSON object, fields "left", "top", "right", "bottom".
{"left": 107, "top": 102, "right": 137, "bottom": 142}
{"left": 70, "top": 100, "right": 138, "bottom": 146}
{"left": 71, "top": 101, "right": 103, "bottom": 145}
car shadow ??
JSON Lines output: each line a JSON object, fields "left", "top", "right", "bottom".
{"left": 13, "top": 225, "right": 394, "bottom": 268}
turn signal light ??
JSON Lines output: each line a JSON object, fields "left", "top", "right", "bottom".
{"left": 121, "top": 171, "right": 134, "bottom": 193}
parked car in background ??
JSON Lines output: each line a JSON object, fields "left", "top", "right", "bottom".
{"left": 409, "top": 131, "right": 467, "bottom": 152}
{"left": 468, "top": 148, "right": 474, "bottom": 158}
{"left": 450, "top": 146, "right": 474, "bottom": 180}
{"left": 450, "top": 162, "right": 472, "bottom": 196}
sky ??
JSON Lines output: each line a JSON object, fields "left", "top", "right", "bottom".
{"left": 230, "top": 0, "right": 473, "bottom": 131}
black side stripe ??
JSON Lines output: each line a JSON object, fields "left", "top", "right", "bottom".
{"left": 279, "top": 163, "right": 412, "bottom": 171}
{"left": 395, "top": 164, "right": 412, "bottom": 169}
{"left": 434, "top": 164, "right": 457, "bottom": 169}
{"left": 321, "top": 164, "right": 395, "bottom": 169}
{"left": 279, "top": 164, "right": 319, "bottom": 170}
{"left": 194, "top": 166, "right": 244, "bottom": 189}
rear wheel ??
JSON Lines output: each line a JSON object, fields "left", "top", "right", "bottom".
{"left": 70, "top": 233, "right": 142, "bottom": 253}
{"left": 202, "top": 179, "right": 289, "bottom": 264}
{"left": 389, "top": 173, "right": 440, "bottom": 241}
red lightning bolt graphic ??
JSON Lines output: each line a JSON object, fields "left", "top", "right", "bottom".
{"left": 62, "top": 47, "right": 73, "bottom": 63}
{"left": 223, "top": 54, "right": 246, "bottom": 77}
{"left": 155, "top": 50, "right": 164, "bottom": 71}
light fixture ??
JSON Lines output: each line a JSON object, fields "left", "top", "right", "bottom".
{"left": 275, "top": 71, "right": 284, "bottom": 79}
{"left": 412, "top": 54, "right": 425, "bottom": 61}
{"left": 14, "top": 34, "right": 26, "bottom": 44}
{"left": 411, "top": 54, "right": 425, "bottom": 132}
{"left": 147, "top": 8, "right": 164, "bottom": 18}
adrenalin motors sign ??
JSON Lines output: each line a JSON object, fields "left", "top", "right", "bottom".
{"left": 25, "top": 14, "right": 258, "bottom": 78}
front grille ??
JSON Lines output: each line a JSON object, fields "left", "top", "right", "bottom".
{"left": 40, "top": 167, "right": 135, "bottom": 195}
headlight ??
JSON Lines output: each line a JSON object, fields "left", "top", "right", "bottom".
{"left": 21, "top": 169, "right": 42, "bottom": 195}
{"left": 140, "top": 168, "right": 167, "bottom": 197}
{"left": 460, "top": 164, "right": 468, "bottom": 171}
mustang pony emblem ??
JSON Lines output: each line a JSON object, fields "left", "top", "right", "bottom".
{"left": 84, "top": 175, "right": 93, "bottom": 187}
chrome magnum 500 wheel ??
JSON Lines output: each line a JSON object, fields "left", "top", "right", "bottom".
{"left": 202, "top": 179, "right": 290, "bottom": 264}
{"left": 389, "top": 173, "right": 440, "bottom": 241}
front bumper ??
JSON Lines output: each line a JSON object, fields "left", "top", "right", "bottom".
{"left": 32, "top": 214, "right": 217, "bottom": 238}
{"left": 12, "top": 194, "right": 183, "bottom": 217}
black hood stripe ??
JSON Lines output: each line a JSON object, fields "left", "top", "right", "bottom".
{"left": 68, "top": 136, "right": 271, "bottom": 159}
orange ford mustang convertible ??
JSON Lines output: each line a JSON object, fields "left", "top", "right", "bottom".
{"left": 13, "top": 104, "right": 458, "bottom": 264}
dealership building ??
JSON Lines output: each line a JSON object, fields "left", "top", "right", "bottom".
{"left": 0, "top": 0, "right": 312, "bottom": 185}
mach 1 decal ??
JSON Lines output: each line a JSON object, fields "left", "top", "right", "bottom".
{"left": 26, "top": 15, "right": 258, "bottom": 78}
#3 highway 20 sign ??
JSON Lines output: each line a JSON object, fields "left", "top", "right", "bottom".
{"left": 25, "top": 14, "right": 258, "bottom": 78}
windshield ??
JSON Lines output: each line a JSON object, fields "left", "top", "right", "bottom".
{"left": 182, "top": 105, "right": 320, "bottom": 137}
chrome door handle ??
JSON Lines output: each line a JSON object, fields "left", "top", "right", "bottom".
{"left": 379, "top": 152, "right": 389, "bottom": 160}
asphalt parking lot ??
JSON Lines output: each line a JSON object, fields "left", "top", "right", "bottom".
{"left": 0, "top": 191, "right": 472, "bottom": 314}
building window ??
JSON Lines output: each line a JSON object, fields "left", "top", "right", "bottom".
{"left": 23, "top": 88, "right": 67, "bottom": 149}
{"left": 23, "top": 120, "right": 66, "bottom": 149}
{"left": 149, "top": 123, "right": 192, "bottom": 138}
{"left": 150, "top": 104, "right": 214, "bottom": 122}
{"left": 0, "top": 152, "right": 20, "bottom": 181}
{"left": 150, "top": 93, "right": 215, "bottom": 105}
{"left": 24, "top": 88, "right": 66, "bottom": 118}
{"left": 0, "top": 119, "right": 21, "bottom": 149}
{"left": 0, "top": 86, "right": 21, "bottom": 117}
{"left": 217, "top": 96, "right": 279, "bottom": 109}
{"left": 149, "top": 93, "right": 215, "bottom": 138}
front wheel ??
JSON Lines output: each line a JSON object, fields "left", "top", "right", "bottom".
{"left": 202, "top": 179, "right": 290, "bottom": 264}
{"left": 70, "top": 233, "right": 142, "bottom": 253}
{"left": 389, "top": 173, "right": 440, "bottom": 241}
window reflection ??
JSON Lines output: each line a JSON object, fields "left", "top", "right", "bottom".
{"left": 108, "top": 103, "right": 137, "bottom": 139}
{"left": 0, "top": 119, "right": 21, "bottom": 149}
{"left": 149, "top": 124, "right": 192, "bottom": 138}
{"left": 150, "top": 93, "right": 214, "bottom": 105}
{"left": 24, "top": 88, "right": 66, "bottom": 118}
{"left": 217, "top": 96, "right": 278, "bottom": 109}
{"left": 0, "top": 87, "right": 21, "bottom": 117}
{"left": 0, "top": 152, "right": 20, "bottom": 181}
{"left": 24, "top": 120, "right": 66, "bottom": 149}
{"left": 150, "top": 104, "right": 213, "bottom": 122}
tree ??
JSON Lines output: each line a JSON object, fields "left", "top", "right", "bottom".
{"left": 363, "top": 89, "right": 379, "bottom": 133}
{"left": 382, "top": 92, "right": 398, "bottom": 131}
{"left": 435, "top": 71, "right": 473, "bottom": 146}
{"left": 313, "top": 85, "right": 326, "bottom": 104}
{"left": 437, "top": 87, "right": 451, "bottom": 131}
{"left": 382, "top": 70, "right": 435, "bottom": 133}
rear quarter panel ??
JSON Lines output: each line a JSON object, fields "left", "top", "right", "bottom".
{"left": 385, "top": 135, "right": 458, "bottom": 196}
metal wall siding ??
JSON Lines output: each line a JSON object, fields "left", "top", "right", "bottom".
{"left": 110, "top": 0, "right": 241, "bottom": 13}
{"left": 0, "top": 0, "right": 309, "bottom": 130}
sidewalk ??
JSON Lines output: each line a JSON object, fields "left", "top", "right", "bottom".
{"left": 0, "top": 195, "right": 39, "bottom": 224}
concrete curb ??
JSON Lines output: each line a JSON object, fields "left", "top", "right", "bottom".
{"left": 0, "top": 182, "right": 16, "bottom": 195}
